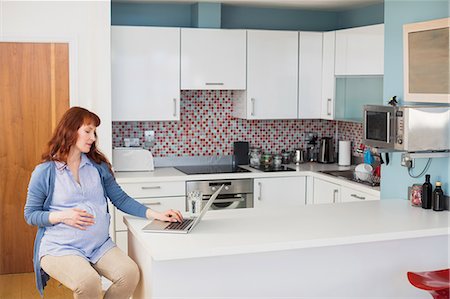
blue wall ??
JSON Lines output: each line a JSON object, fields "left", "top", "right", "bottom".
{"left": 381, "top": 0, "right": 449, "bottom": 199}
{"left": 111, "top": 2, "right": 383, "bottom": 30}
{"left": 337, "top": 3, "right": 384, "bottom": 29}
{"left": 220, "top": 5, "right": 338, "bottom": 31}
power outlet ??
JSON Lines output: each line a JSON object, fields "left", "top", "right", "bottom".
{"left": 401, "top": 154, "right": 414, "bottom": 168}
{"left": 144, "top": 130, "right": 155, "bottom": 147}
{"left": 123, "top": 137, "right": 140, "bottom": 147}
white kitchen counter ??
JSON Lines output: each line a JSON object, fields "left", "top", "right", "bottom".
{"left": 126, "top": 200, "right": 449, "bottom": 298}
{"left": 115, "top": 162, "right": 380, "bottom": 194}
{"left": 125, "top": 199, "right": 448, "bottom": 261}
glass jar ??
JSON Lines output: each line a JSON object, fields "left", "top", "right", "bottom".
{"left": 260, "top": 153, "right": 273, "bottom": 168}
{"left": 249, "top": 148, "right": 262, "bottom": 167}
{"left": 273, "top": 154, "right": 283, "bottom": 168}
{"left": 281, "top": 151, "right": 291, "bottom": 164}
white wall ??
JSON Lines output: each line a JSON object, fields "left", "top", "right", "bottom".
{"left": 0, "top": 0, "right": 112, "bottom": 159}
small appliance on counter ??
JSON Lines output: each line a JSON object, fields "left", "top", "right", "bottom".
{"left": 318, "top": 137, "right": 335, "bottom": 164}
{"left": 112, "top": 147, "right": 154, "bottom": 172}
{"left": 233, "top": 141, "right": 249, "bottom": 165}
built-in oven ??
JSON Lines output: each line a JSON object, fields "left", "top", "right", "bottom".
{"left": 186, "top": 179, "right": 253, "bottom": 210}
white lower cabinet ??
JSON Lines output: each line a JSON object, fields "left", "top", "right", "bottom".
{"left": 253, "top": 177, "right": 306, "bottom": 208}
{"left": 312, "top": 177, "right": 380, "bottom": 204}
{"left": 113, "top": 181, "right": 185, "bottom": 253}
{"left": 340, "top": 186, "right": 379, "bottom": 202}
{"left": 313, "top": 178, "right": 340, "bottom": 204}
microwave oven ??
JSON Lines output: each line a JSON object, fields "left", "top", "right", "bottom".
{"left": 363, "top": 105, "right": 450, "bottom": 152}
{"left": 403, "top": 17, "right": 450, "bottom": 104}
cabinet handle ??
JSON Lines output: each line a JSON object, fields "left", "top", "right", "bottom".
{"left": 333, "top": 189, "right": 339, "bottom": 203}
{"left": 205, "top": 82, "right": 224, "bottom": 86}
{"left": 251, "top": 98, "right": 255, "bottom": 116}
{"left": 173, "top": 98, "right": 177, "bottom": 117}
{"left": 327, "top": 98, "right": 332, "bottom": 116}
{"left": 141, "top": 186, "right": 161, "bottom": 190}
{"left": 258, "top": 182, "right": 262, "bottom": 201}
{"left": 142, "top": 201, "right": 162, "bottom": 206}
{"left": 351, "top": 194, "right": 366, "bottom": 200}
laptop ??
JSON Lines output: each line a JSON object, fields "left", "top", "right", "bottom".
{"left": 142, "top": 184, "right": 224, "bottom": 234}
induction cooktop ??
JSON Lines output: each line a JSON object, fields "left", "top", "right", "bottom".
{"left": 175, "top": 165, "right": 251, "bottom": 175}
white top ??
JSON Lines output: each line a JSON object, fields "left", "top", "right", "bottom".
{"left": 115, "top": 163, "right": 380, "bottom": 195}
{"left": 124, "top": 200, "right": 449, "bottom": 261}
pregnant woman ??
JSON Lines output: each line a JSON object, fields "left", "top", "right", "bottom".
{"left": 24, "top": 107, "right": 183, "bottom": 298}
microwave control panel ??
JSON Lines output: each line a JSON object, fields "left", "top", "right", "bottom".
{"left": 395, "top": 110, "right": 404, "bottom": 145}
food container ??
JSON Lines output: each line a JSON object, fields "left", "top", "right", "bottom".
{"left": 281, "top": 152, "right": 291, "bottom": 164}
{"left": 249, "top": 148, "right": 262, "bottom": 167}
{"left": 408, "top": 184, "right": 423, "bottom": 207}
{"left": 273, "top": 154, "right": 282, "bottom": 168}
{"left": 260, "top": 153, "right": 273, "bottom": 167}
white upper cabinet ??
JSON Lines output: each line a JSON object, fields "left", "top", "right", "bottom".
{"left": 335, "top": 24, "right": 384, "bottom": 76}
{"left": 181, "top": 28, "right": 246, "bottom": 90}
{"left": 298, "top": 31, "right": 323, "bottom": 119}
{"left": 321, "top": 31, "right": 336, "bottom": 120}
{"left": 111, "top": 26, "right": 180, "bottom": 121}
{"left": 234, "top": 30, "right": 298, "bottom": 119}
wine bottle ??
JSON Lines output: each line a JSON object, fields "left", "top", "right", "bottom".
{"left": 421, "top": 174, "right": 432, "bottom": 209}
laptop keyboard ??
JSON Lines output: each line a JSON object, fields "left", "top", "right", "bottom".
{"left": 165, "top": 219, "right": 194, "bottom": 230}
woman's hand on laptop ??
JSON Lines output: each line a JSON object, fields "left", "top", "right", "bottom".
{"left": 146, "top": 208, "right": 183, "bottom": 223}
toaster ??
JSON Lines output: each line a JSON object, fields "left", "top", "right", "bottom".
{"left": 112, "top": 147, "right": 154, "bottom": 172}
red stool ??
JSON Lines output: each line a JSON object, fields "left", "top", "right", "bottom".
{"left": 407, "top": 269, "right": 450, "bottom": 299}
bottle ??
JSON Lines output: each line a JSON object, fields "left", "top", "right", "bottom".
{"left": 421, "top": 174, "right": 432, "bottom": 209}
{"left": 432, "top": 181, "right": 444, "bottom": 211}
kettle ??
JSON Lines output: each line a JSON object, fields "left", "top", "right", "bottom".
{"left": 317, "top": 137, "right": 335, "bottom": 164}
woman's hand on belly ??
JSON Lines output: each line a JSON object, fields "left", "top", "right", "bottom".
{"left": 49, "top": 208, "right": 95, "bottom": 230}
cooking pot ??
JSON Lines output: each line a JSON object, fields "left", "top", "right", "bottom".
{"left": 292, "top": 149, "right": 305, "bottom": 164}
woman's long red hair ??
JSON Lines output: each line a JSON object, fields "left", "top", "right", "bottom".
{"left": 42, "top": 106, "right": 113, "bottom": 173}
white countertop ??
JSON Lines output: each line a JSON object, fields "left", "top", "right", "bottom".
{"left": 124, "top": 200, "right": 449, "bottom": 261}
{"left": 115, "top": 162, "right": 380, "bottom": 194}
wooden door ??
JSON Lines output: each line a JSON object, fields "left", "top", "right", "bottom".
{"left": 0, "top": 42, "right": 69, "bottom": 274}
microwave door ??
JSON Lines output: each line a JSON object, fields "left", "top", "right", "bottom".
{"left": 364, "top": 110, "right": 394, "bottom": 148}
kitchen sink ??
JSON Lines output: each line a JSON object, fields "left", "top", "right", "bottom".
{"left": 319, "top": 170, "right": 355, "bottom": 180}
{"left": 318, "top": 170, "right": 380, "bottom": 187}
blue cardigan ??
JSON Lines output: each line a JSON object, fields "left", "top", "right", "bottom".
{"left": 24, "top": 160, "right": 148, "bottom": 296}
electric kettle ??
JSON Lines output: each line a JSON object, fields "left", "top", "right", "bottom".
{"left": 317, "top": 137, "right": 335, "bottom": 164}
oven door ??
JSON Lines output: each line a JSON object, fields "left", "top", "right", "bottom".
{"left": 363, "top": 105, "right": 396, "bottom": 148}
{"left": 205, "top": 194, "right": 250, "bottom": 210}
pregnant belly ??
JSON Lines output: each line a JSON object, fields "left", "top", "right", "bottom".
{"left": 44, "top": 204, "right": 111, "bottom": 248}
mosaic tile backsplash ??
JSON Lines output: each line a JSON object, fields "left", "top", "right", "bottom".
{"left": 112, "top": 90, "right": 363, "bottom": 157}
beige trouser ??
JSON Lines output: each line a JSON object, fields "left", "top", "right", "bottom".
{"left": 40, "top": 246, "right": 140, "bottom": 299}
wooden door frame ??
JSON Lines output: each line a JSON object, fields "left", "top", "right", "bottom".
{"left": 0, "top": 36, "right": 78, "bottom": 106}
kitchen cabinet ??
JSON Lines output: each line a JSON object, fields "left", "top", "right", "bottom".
{"left": 340, "top": 186, "right": 379, "bottom": 202}
{"left": 181, "top": 28, "right": 246, "bottom": 90}
{"left": 234, "top": 30, "right": 298, "bottom": 119}
{"left": 298, "top": 31, "right": 323, "bottom": 119}
{"left": 335, "top": 24, "right": 384, "bottom": 76}
{"left": 312, "top": 178, "right": 340, "bottom": 204}
{"left": 312, "top": 177, "right": 380, "bottom": 204}
{"left": 321, "top": 31, "right": 336, "bottom": 120}
{"left": 113, "top": 181, "right": 185, "bottom": 253}
{"left": 111, "top": 26, "right": 180, "bottom": 121}
{"left": 253, "top": 177, "right": 306, "bottom": 208}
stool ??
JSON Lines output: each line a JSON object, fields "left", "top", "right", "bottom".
{"left": 407, "top": 269, "right": 450, "bottom": 299}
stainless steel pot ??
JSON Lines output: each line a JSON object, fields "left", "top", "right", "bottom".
{"left": 292, "top": 149, "right": 305, "bottom": 164}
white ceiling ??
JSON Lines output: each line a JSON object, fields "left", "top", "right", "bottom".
{"left": 117, "top": 0, "right": 384, "bottom": 11}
